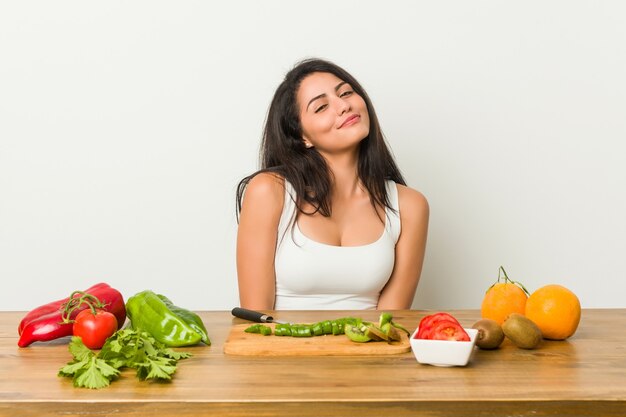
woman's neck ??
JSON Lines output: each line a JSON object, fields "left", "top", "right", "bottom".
{"left": 323, "top": 150, "right": 364, "bottom": 199}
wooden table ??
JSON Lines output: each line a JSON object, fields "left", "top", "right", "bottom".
{"left": 1, "top": 309, "right": 625, "bottom": 417}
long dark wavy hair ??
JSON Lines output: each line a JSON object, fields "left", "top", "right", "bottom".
{"left": 236, "top": 58, "right": 406, "bottom": 220}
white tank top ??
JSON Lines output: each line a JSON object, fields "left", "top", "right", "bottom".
{"left": 274, "top": 180, "right": 401, "bottom": 310}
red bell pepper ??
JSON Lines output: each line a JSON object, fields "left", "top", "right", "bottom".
{"left": 17, "top": 283, "right": 126, "bottom": 347}
{"left": 18, "top": 282, "right": 110, "bottom": 335}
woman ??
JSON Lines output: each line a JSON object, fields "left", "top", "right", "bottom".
{"left": 236, "top": 58, "right": 429, "bottom": 310}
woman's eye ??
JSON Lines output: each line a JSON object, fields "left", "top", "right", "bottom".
{"left": 340, "top": 90, "right": 354, "bottom": 97}
{"left": 314, "top": 104, "right": 328, "bottom": 113}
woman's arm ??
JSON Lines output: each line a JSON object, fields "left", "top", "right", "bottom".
{"left": 377, "top": 184, "right": 429, "bottom": 310}
{"left": 236, "top": 173, "right": 285, "bottom": 310}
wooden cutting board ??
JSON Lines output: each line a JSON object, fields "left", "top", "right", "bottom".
{"left": 223, "top": 323, "right": 411, "bottom": 356}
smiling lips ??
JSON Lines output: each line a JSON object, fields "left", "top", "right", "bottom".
{"left": 339, "top": 114, "right": 360, "bottom": 129}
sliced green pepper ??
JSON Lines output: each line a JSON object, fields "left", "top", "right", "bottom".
{"left": 291, "top": 325, "right": 313, "bottom": 337}
{"left": 312, "top": 322, "right": 324, "bottom": 336}
{"left": 240, "top": 315, "right": 403, "bottom": 343}
{"left": 245, "top": 323, "right": 272, "bottom": 335}
{"left": 322, "top": 320, "right": 333, "bottom": 334}
{"left": 245, "top": 324, "right": 262, "bottom": 333}
{"left": 275, "top": 323, "right": 291, "bottom": 336}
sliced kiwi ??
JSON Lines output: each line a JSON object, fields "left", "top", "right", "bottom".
{"left": 344, "top": 324, "right": 372, "bottom": 343}
{"left": 378, "top": 312, "right": 393, "bottom": 328}
{"left": 381, "top": 322, "right": 402, "bottom": 342}
{"left": 365, "top": 324, "right": 389, "bottom": 341}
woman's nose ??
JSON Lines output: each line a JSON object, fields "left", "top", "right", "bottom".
{"left": 335, "top": 97, "right": 351, "bottom": 115}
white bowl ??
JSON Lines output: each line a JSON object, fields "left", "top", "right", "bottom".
{"left": 409, "top": 328, "right": 478, "bottom": 367}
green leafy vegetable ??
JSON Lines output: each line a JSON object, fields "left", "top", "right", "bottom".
{"left": 58, "top": 329, "right": 192, "bottom": 389}
{"left": 58, "top": 337, "right": 119, "bottom": 389}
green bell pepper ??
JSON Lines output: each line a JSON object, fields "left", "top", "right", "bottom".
{"left": 126, "top": 290, "right": 209, "bottom": 347}
{"left": 157, "top": 294, "right": 210, "bottom": 344}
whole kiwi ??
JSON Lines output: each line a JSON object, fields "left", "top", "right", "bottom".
{"left": 502, "top": 313, "right": 543, "bottom": 349}
{"left": 472, "top": 319, "right": 505, "bottom": 349}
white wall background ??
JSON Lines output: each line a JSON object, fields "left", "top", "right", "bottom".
{"left": 1, "top": 1, "right": 625, "bottom": 311}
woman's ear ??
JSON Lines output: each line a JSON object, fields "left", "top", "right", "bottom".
{"left": 302, "top": 137, "right": 314, "bottom": 148}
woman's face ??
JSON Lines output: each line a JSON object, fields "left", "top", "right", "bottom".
{"left": 296, "top": 72, "right": 370, "bottom": 155}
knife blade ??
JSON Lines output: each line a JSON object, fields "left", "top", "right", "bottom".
{"left": 231, "top": 307, "right": 288, "bottom": 324}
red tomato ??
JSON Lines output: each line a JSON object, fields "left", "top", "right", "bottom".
{"left": 430, "top": 320, "right": 470, "bottom": 341}
{"left": 73, "top": 309, "right": 118, "bottom": 349}
{"left": 417, "top": 312, "right": 462, "bottom": 339}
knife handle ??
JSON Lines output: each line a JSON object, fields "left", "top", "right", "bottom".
{"left": 231, "top": 307, "right": 274, "bottom": 323}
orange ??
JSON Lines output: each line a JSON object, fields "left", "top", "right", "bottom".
{"left": 481, "top": 267, "right": 529, "bottom": 325}
{"left": 525, "top": 284, "right": 581, "bottom": 340}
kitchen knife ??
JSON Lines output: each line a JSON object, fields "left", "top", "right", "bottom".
{"left": 231, "top": 307, "right": 288, "bottom": 324}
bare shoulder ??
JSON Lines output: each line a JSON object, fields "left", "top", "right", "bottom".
{"left": 396, "top": 184, "right": 429, "bottom": 220}
{"left": 242, "top": 172, "right": 285, "bottom": 213}
{"left": 246, "top": 172, "right": 284, "bottom": 195}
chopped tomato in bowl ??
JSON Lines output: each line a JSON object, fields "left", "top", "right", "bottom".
{"left": 416, "top": 312, "right": 470, "bottom": 341}
{"left": 410, "top": 312, "right": 477, "bottom": 367}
